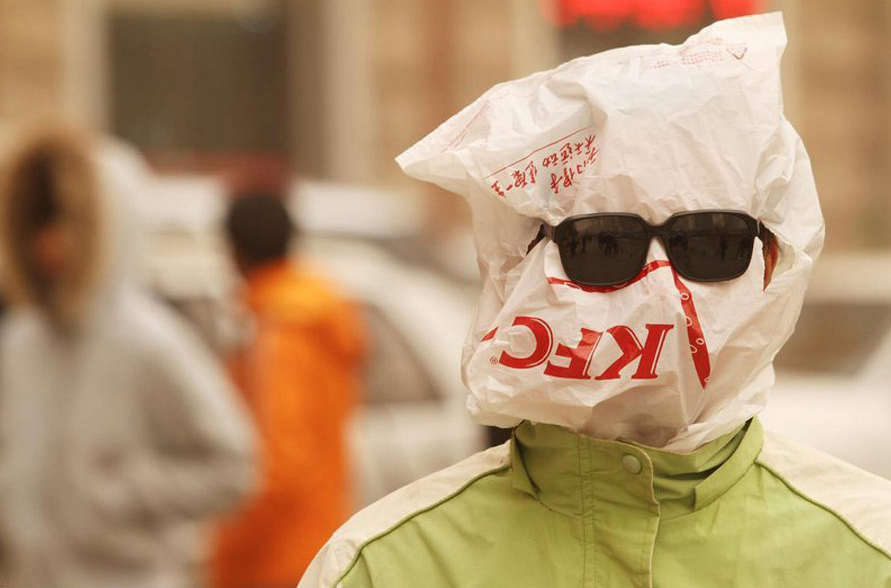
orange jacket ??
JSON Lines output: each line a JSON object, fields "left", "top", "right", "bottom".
{"left": 212, "top": 262, "right": 364, "bottom": 588}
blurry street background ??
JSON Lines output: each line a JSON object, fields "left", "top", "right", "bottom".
{"left": 0, "top": 0, "right": 890, "bottom": 522}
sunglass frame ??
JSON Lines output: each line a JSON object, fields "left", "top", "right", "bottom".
{"left": 541, "top": 209, "right": 763, "bottom": 286}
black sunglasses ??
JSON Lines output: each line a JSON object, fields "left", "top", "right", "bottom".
{"left": 541, "top": 210, "right": 764, "bottom": 287}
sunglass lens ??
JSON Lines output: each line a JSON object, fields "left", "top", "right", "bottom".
{"left": 554, "top": 216, "right": 649, "bottom": 286}
{"left": 664, "top": 213, "right": 756, "bottom": 281}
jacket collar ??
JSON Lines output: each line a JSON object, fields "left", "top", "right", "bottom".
{"left": 242, "top": 260, "right": 293, "bottom": 311}
{"left": 510, "top": 418, "right": 763, "bottom": 520}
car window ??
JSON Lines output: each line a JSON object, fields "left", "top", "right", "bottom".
{"left": 362, "top": 305, "right": 441, "bottom": 404}
{"left": 774, "top": 302, "right": 891, "bottom": 376}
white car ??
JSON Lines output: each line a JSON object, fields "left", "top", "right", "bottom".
{"left": 141, "top": 176, "right": 484, "bottom": 506}
{"left": 761, "top": 254, "right": 891, "bottom": 480}
{"left": 301, "top": 237, "right": 482, "bottom": 505}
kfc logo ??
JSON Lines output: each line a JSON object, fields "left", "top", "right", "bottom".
{"left": 484, "top": 317, "right": 682, "bottom": 383}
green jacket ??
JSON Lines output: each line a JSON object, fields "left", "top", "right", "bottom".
{"left": 301, "top": 419, "right": 891, "bottom": 587}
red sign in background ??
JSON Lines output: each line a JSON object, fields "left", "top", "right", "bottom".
{"left": 539, "top": 0, "right": 761, "bottom": 31}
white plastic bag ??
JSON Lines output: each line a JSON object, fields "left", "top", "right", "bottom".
{"left": 397, "top": 13, "right": 823, "bottom": 451}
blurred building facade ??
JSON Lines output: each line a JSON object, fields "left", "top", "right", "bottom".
{"left": 0, "top": 1, "right": 66, "bottom": 126}
{"left": 0, "top": 0, "right": 889, "bottom": 250}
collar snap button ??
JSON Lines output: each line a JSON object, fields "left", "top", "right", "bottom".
{"left": 622, "top": 454, "right": 643, "bottom": 475}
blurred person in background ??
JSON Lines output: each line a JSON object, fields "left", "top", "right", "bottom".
{"left": 211, "top": 189, "right": 365, "bottom": 587}
{"left": 0, "top": 125, "right": 257, "bottom": 588}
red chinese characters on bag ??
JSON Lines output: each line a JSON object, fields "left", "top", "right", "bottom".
{"left": 485, "top": 129, "right": 598, "bottom": 199}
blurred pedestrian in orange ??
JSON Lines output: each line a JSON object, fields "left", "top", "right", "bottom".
{"left": 212, "top": 190, "right": 365, "bottom": 588}
{"left": 0, "top": 126, "right": 257, "bottom": 588}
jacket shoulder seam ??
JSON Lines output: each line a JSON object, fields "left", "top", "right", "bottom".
{"left": 756, "top": 433, "right": 891, "bottom": 561}
{"left": 335, "top": 461, "right": 509, "bottom": 585}
{"left": 756, "top": 458, "right": 891, "bottom": 560}
{"left": 306, "top": 442, "right": 511, "bottom": 587}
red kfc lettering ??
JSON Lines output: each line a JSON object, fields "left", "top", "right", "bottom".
{"left": 595, "top": 324, "right": 674, "bottom": 380}
{"left": 498, "top": 316, "right": 554, "bottom": 369}
{"left": 486, "top": 317, "right": 680, "bottom": 381}
{"left": 544, "top": 328, "right": 603, "bottom": 379}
